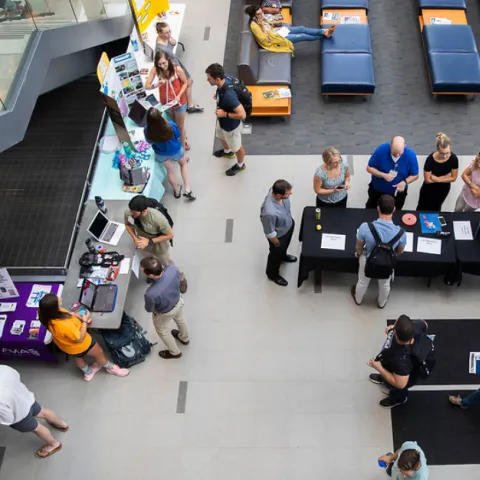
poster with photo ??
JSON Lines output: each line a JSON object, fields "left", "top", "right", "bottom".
{"left": 111, "top": 52, "right": 146, "bottom": 106}
{"left": 0, "top": 268, "right": 19, "bottom": 299}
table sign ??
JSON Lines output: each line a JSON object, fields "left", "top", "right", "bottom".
{"left": 321, "top": 233, "right": 346, "bottom": 251}
{"left": 417, "top": 237, "right": 442, "bottom": 255}
{"left": 453, "top": 221, "right": 473, "bottom": 241}
{"left": 404, "top": 232, "right": 414, "bottom": 253}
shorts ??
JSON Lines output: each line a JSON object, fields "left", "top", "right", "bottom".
{"left": 10, "top": 401, "right": 41, "bottom": 433}
{"left": 72, "top": 337, "right": 96, "bottom": 358}
{"left": 169, "top": 103, "right": 187, "bottom": 113}
{"left": 155, "top": 147, "right": 184, "bottom": 163}
{"left": 215, "top": 122, "right": 242, "bottom": 153}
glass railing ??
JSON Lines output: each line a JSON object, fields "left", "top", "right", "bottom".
{"left": 0, "top": 0, "right": 130, "bottom": 109}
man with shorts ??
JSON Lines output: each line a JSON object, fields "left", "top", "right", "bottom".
{"left": 0, "top": 365, "right": 67, "bottom": 459}
{"left": 124, "top": 195, "right": 188, "bottom": 293}
{"left": 206, "top": 63, "right": 247, "bottom": 177}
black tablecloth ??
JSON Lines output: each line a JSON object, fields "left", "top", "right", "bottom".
{"left": 298, "top": 207, "right": 458, "bottom": 287}
{"left": 452, "top": 212, "right": 480, "bottom": 276}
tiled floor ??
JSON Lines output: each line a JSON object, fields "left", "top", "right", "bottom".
{"left": 2, "top": 0, "right": 480, "bottom": 478}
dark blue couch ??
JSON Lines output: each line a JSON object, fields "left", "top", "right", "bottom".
{"left": 417, "top": 0, "right": 466, "bottom": 10}
{"left": 422, "top": 24, "right": 480, "bottom": 94}
{"left": 320, "top": 0, "right": 368, "bottom": 10}
{"left": 320, "top": 24, "right": 375, "bottom": 95}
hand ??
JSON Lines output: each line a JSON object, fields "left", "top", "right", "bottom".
{"left": 344, "top": 182, "right": 351, "bottom": 191}
{"left": 393, "top": 181, "right": 406, "bottom": 195}
{"left": 174, "top": 95, "right": 181, "bottom": 105}
{"left": 368, "top": 358, "right": 382, "bottom": 372}
{"left": 213, "top": 93, "right": 217, "bottom": 100}
{"left": 169, "top": 37, "right": 177, "bottom": 46}
{"left": 430, "top": 175, "right": 438, "bottom": 183}
{"left": 216, "top": 109, "right": 227, "bottom": 118}
{"left": 136, "top": 237, "right": 149, "bottom": 249}
{"left": 383, "top": 172, "right": 396, "bottom": 182}
{"left": 378, "top": 454, "right": 393, "bottom": 465}
{"left": 385, "top": 324, "right": 394, "bottom": 335}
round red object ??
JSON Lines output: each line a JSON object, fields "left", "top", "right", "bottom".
{"left": 402, "top": 213, "right": 417, "bottom": 226}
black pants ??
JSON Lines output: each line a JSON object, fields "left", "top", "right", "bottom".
{"left": 266, "top": 221, "right": 295, "bottom": 279}
{"left": 316, "top": 195, "right": 348, "bottom": 208}
{"left": 365, "top": 184, "right": 407, "bottom": 210}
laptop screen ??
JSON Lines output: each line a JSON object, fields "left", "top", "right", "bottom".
{"left": 79, "top": 280, "right": 96, "bottom": 309}
{"left": 88, "top": 211, "right": 109, "bottom": 239}
{"left": 128, "top": 100, "right": 148, "bottom": 127}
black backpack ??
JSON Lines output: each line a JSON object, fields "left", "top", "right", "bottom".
{"left": 364, "top": 223, "right": 405, "bottom": 279}
{"left": 220, "top": 75, "right": 253, "bottom": 116}
{"left": 133, "top": 197, "right": 174, "bottom": 245}
{"left": 411, "top": 333, "right": 436, "bottom": 379}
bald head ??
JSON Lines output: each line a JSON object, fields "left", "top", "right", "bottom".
{"left": 391, "top": 136, "right": 405, "bottom": 159}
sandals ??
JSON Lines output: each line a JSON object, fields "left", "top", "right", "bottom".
{"left": 159, "top": 350, "right": 182, "bottom": 359}
{"left": 174, "top": 185, "right": 182, "bottom": 199}
{"left": 51, "top": 423, "right": 69, "bottom": 433}
{"left": 36, "top": 443, "right": 62, "bottom": 459}
{"left": 183, "top": 191, "right": 196, "bottom": 201}
{"left": 187, "top": 105, "right": 203, "bottom": 114}
{"left": 172, "top": 329, "right": 190, "bottom": 345}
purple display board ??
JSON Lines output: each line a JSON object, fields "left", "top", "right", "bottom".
{"left": 0, "top": 283, "right": 62, "bottom": 362}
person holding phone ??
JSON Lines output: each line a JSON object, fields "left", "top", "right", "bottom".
{"left": 313, "top": 147, "right": 351, "bottom": 208}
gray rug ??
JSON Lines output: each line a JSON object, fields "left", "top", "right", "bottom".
{"left": 222, "top": 0, "right": 480, "bottom": 155}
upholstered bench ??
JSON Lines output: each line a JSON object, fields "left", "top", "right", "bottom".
{"left": 320, "top": 24, "right": 375, "bottom": 95}
{"left": 422, "top": 24, "right": 480, "bottom": 95}
{"left": 320, "top": 0, "right": 368, "bottom": 12}
{"left": 417, "top": 0, "right": 466, "bottom": 10}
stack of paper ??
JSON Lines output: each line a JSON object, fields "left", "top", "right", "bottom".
{"left": 453, "top": 221, "right": 473, "bottom": 241}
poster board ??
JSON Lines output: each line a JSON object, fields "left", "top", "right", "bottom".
{"left": 129, "top": 0, "right": 170, "bottom": 35}
{"left": 0, "top": 269, "right": 19, "bottom": 299}
{"left": 97, "top": 52, "right": 110, "bottom": 85}
{"left": 111, "top": 52, "right": 147, "bottom": 106}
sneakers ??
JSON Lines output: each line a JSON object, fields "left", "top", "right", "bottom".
{"left": 106, "top": 364, "right": 130, "bottom": 377}
{"left": 379, "top": 397, "right": 407, "bottom": 409}
{"left": 83, "top": 363, "right": 101, "bottom": 382}
{"left": 172, "top": 329, "right": 190, "bottom": 345}
{"left": 369, "top": 373, "right": 383, "bottom": 385}
{"left": 214, "top": 149, "right": 235, "bottom": 159}
{"left": 183, "top": 191, "right": 196, "bottom": 201}
{"left": 449, "top": 395, "right": 467, "bottom": 409}
{"left": 225, "top": 164, "right": 246, "bottom": 176}
{"left": 350, "top": 285, "right": 361, "bottom": 305}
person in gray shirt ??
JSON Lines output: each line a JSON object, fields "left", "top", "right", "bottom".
{"left": 141, "top": 256, "right": 190, "bottom": 359}
{"left": 260, "top": 179, "right": 296, "bottom": 286}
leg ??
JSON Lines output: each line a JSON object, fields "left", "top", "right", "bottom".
{"left": 394, "top": 191, "right": 407, "bottom": 210}
{"left": 86, "top": 342, "right": 110, "bottom": 367}
{"left": 389, "top": 386, "right": 408, "bottom": 403}
{"left": 365, "top": 184, "right": 382, "bottom": 209}
{"left": 156, "top": 250, "right": 186, "bottom": 282}
{"left": 462, "top": 388, "right": 480, "bottom": 407}
{"left": 33, "top": 423, "right": 61, "bottom": 457}
{"left": 266, "top": 233, "right": 289, "bottom": 279}
{"left": 288, "top": 26, "right": 325, "bottom": 36}
{"left": 36, "top": 407, "right": 68, "bottom": 430}
{"left": 162, "top": 159, "right": 180, "bottom": 194}
{"left": 177, "top": 156, "right": 192, "bottom": 193}
{"left": 225, "top": 126, "right": 246, "bottom": 176}
{"left": 377, "top": 276, "right": 391, "bottom": 308}
{"left": 355, "top": 255, "right": 371, "bottom": 304}
{"left": 454, "top": 193, "right": 466, "bottom": 212}
{"left": 235, "top": 146, "right": 245, "bottom": 165}
{"left": 286, "top": 33, "right": 322, "bottom": 44}
{"left": 152, "top": 312, "right": 182, "bottom": 356}
{"left": 172, "top": 110, "right": 187, "bottom": 151}
{"left": 172, "top": 298, "right": 189, "bottom": 342}
{"left": 186, "top": 77, "right": 194, "bottom": 107}
{"left": 282, "top": 221, "right": 295, "bottom": 258}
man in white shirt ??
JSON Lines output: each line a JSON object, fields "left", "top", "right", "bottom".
{"left": 0, "top": 365, "right": 68, "bottom": 459}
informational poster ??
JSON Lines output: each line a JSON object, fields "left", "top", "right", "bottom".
{"left": 112, "top": 52, "right": 147, "bottom": 106}
{"left": 0, "top": 269, "right": 19, "bottom": 299}
{"left": 129, "top": 0, "right": 170, "bottom": 35}
{"left": 97, "top": 52, "right": 110, "bottom": 85}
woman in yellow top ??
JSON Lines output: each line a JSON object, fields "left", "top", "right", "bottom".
{"left": 245, "top": 5, "right": 335, "bottom": 54}
{"left": 38, "top": 294, "right": 129, "bottom": 382}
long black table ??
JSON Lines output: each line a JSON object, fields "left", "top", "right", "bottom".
{"left": 453, "top": 212, "right": 480, "bottom": 278}
{"left": 298, "top": 207, "right": 462, "bottom": 287}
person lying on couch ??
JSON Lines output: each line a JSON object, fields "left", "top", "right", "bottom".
{"left": 260, "top": 0, "right": 281, "bottom": 15}
{"left": 245, "top": 5, "right": 335, "bottom": 54}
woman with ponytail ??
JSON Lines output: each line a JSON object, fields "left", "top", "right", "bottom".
{"left": 455, "top": 151, "right": 480, "bottom": 212}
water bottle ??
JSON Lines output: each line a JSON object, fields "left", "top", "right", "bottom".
{"left": 131, "top": 35, "right": 139, "bottom": 52}
{"left": 85, "top": 238, "right": 96, "bottom": 254}
{"left": 95, "top": 196, "right": 108, "bottom": 214}
{"left": 378, "top": 453, "right": 393, "bottom": 469}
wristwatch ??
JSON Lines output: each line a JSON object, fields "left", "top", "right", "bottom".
{"left": 226, "top": 112, "right": 229, "bottom": 119}
{"left": 148, "top": 238, "right": 154, "bottom": 246}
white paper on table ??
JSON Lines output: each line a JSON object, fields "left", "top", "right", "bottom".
{"left": 417, "top": 237, "right": 442, "bottom": 255}
{"left": 0, "top": 268, "right": 19, "bottom": 299}
{"left": 340, "top": 15, "right": 360, "bottom": 24}
{"left": 77, "top": 278, "right": 84, "bottom": 288}
{"left": 430, "top": 17, "right": 451, "bottom": 24}
{"left": 404, "top": 232, "right": 414, "bottom": 252}
{"left": 469, "top": 352, "right": 480, "bottom": 374}
{"left": 321, "top": 233, "right": 346, "bottom": 251}
{"left": 26, "top": 285, "right": 52, "bottom": 308}
{"left": 132, "top": 251, "right": 141, "bottom": 279}
{"left": 275, "top": 26, "right": 290, "bottom": 38}
{"left": 453, "top": 221, "right": 473, "bottom": 241}
{"left": 120, "top": 258, "right": 131, "bottom": 274}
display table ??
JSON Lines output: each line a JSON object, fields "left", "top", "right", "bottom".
{"left": 248, "top": 85, "right": 292, "bottom": 117}
{"left": 0, "top": 283, "right": 62, "bottom": 362}
{"left": 452, "top": 212, "right": 480, "bottom": 277}
{"left": 62, "top": 200, "right": 137, "bottom": 329}
{"left": 320, "top": 9, "right": 368, "bottom": 25}
{"left": 297, "top": 207, "right": 458, "bottom": 287}
{"left": 419, "top": 9, "right": 467, "bottom": 30}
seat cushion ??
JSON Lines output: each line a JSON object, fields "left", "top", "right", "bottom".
{"left": 423, "top": 24, "right": 477, "bottom": 53}
{"left": 427, "top": 52, "right": 480, "bottom": 93}
{"left": 320, "top": 0, "right": 368, "bottom": 11}
{"left": 418, "top": 0, "right": 466, "bottom": 10}
{"left": 322, "top": 24, "right": 372, "bottom": 54}
{"left": 321, "top": 53, "right": 375, "bottom": 94}
{"left": 237, "top": 32, "right": 260, "bottom": 85}
{"left": 257, "top": 50, "right": 292, "bottom": 85}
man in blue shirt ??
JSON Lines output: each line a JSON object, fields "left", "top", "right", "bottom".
{"left": 206, "top": 63, "right": 247, "bottom": 177}
{"left": 378, "top": 441, "right": 429, "bottom": 479}
{"left": 352, "top": 195, "right": 406, "bottom": 308}
{"left": 366, "top": 136, "right": 419, "bottom": 210}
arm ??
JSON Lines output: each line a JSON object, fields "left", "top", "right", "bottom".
{"left": 144, "top": 293, "right": 155, "bottom": 313}
{"left": 313, "top": 175, "right": 335, "bottom": 196}
{"left": 144, "top": 67, "right": 157, "bottom": 90}
{"left": 169, "top": 36, "right": 177, "bottom": 46}
{"left": 395, "top": 245, "right": 405, "bottom": 255}
{"left": 431, "top": 170, "right": 458, "bottom": 183}
{"left": 261, "top": 214, "right": 280, "bottom": 246}
{"left": 355, "top": 239, "right": 365, "bottom": 257}
{"left": 262, "top": 7, "right": 281, "bottom": 14}
{"left": 394, "top": 232, "right": 407, "bottom": 255}
{"left": 251, "top": 21, "right": 271, "bottom": 43}
{"left": 77, "top": 319, "right": 88, "bottom": 343}
{"left": 461, "top": 165, "right": 473, "bottom": 186}
{"left": 221, "top": 104, "right": 246, "bottom": 121}
{"left": 378, "top": 448, "right": 402, "bottom": 466}
{"left": 151, "top": 227, "right": 174, "bottom": 245}
{"left": 344, "top": 166, "right": 351, "bottom": 189}
{"left": 370, "top": 361, "right": 409, "bottom": 389}
{"left": 175, "top": 66, "right": 188, "bottom": 100}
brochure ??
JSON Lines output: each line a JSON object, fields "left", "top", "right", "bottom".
{"left": 420, "top": 213, "right": 442, "bottom": 234}
{"left": 275, "top": 26, "right": 290, "bottom": 38}
{"left": 322, "top": 12, "right": 339, "bottom": 21}
{"left": 340, "top": 16, "right": 360, "bottom": 24}
{"left": 263, "top": 88, "right": 292, "bottom": 100}
{"left": 431, "top": 17, "right": 451, "bottom": 25}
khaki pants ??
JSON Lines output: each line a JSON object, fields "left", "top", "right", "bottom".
{"left": 152, "top": 298, "right": 189, "bottom": 355}
{"left": 355, "top": 254, "right": 391, "bottom": 308}
{"left": 141, "top": 248, "right": 186, "bottom": 282}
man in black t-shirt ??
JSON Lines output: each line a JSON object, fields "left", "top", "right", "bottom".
{"left": 368, "top": 315, "right": 427, "bottom": 409}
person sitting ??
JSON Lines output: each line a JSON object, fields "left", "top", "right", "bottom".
{"left": 313, "top": 147, "right": 351, "bottom": 208}
{"left": 455, "top": 152, "right": 480, "bottom": 212}
{"left": 244, "top": 5, "right": 335, "bottom": 54}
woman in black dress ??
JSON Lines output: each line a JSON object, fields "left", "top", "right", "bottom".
{"left": 416, "top": 132, "right": 459, "bottom": 212}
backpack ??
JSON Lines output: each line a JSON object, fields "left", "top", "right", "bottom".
{"left": 220, "top": 75, "right": 253, "bottom": 116}
{"left": 133, "top": 197, "right": 174, "bottom": 246}
{"left": 411, "top": 333, "right": 436, "bottom": 379}
{"left": 100, "top": 312, "right": 155, "bottom": 368}
{"left": 364, "top": 223, "right": 405, "bottom": 279}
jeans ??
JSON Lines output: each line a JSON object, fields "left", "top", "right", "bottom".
{"left": 266, "top": 221, "right": 295, "bottom": 279}
{"left": 462, "top": 388, "right": 480, "bottom": 407}
{"left": 286, "top": 26, "right": 325, "bottom": 44}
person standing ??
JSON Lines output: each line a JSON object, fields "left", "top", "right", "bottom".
{"left": 141, "top": 256, "right": 190, "bottom": 359}
{"left": 449, "top": 388, "right": 480, "bottom": 409}
{"left": 206, "top": 63, "right": 247, "bottom": 177}
{"left": 366, "top": 136, "right": 419, "bottom": 210}
{"left": 260, "top": 179, "right": 296, "bottom": 287}
{"left": 0, "top": 365, "right": 68, "bottom": 459}
{"left": 313, "top": 147, "right": 351, "bottom": 208}
{"left": 378, "top": 441, "right": 429, "bottom": 479}
{"left": 416, "top": 132, "right": 458, "bottom": 212}
{"left": 351, "top": 195, "right": 406, "bottom": 308}
{"left": 455, "top": 152, "right": 480, "bottom": 212}
{"left": 124, "top": 195, "right": 188, "bottom": 293}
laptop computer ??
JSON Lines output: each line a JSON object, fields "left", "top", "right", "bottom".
{"left": 79, "top": 279, "right": 118, "bottom": 313}
{"left": 87, "top": 211, "right": 125, "bottom": 246}
{"left": 128, "top": 95, "right": 159, "bottom": 127}
{"left": 144, "top": 41, "right": 155, "bottom": 61}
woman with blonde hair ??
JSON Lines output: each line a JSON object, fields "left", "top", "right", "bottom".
{"left": 313, "top": 147, "right": 351, "bottom": 207}
{"left": 455, "top": 152, "right": 480, "bottom": 212}
{"left": 416, "top": 132, "right": 458, "bottom": 212}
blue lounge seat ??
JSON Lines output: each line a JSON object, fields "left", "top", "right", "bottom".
{"left": 321, "top": 24, "right": 375, "bottom": 95}
{"left": 417, "top": 0, "right": 466, "bottom": 10}
{"left": 320, "top": 0, "right": 368, "bottom": 11}
{"left": 422, "top": 25, "right": 480, "bottom": 93}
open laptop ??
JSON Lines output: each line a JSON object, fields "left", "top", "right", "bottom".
{"left": 128, "top": 95, "right": 159, "bottom": 127}
{"left": 79, "top": 279, "right": 118, "bottom": 313}
{"left": 87, "top": 210, "right": 125, "bottom": 246}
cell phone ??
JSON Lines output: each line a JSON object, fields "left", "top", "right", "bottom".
{"left": 438, "top": 216, "right": 447, "bottom": 227}
{"left": 336, "top": 185, "right": 345, "bottom": 190}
